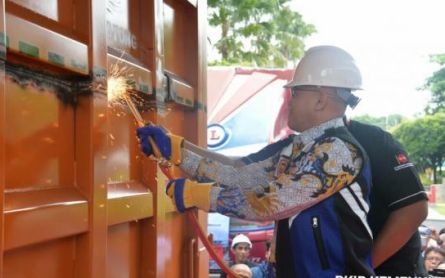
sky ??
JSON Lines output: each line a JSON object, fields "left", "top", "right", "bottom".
{"left": 290, "top": 0, "right": 445, "bottom": 118}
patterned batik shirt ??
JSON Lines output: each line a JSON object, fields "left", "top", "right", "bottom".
{"left": 180, "top": 117, "right": 366, "bottom": 222}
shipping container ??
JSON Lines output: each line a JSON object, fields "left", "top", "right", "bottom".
{"left": 0, "top": 0, "right": 208, "bottom": 277}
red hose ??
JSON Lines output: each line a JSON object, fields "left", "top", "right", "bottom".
{"left": 159, "top": 166, "right": 238, "bottom": 278}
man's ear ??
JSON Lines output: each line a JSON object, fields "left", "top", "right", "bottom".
{"left": 314, "top": 91, "right": 329, "bottom": 111}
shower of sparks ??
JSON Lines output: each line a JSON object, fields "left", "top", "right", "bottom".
{"left": 107, "top": 75, "right": 129, "bottom": 102}
{"left": 107, "top": 61, "right": 145, "bottom": 127}
{"left": 107, "top": 61, "right": 133, "bottom": 103}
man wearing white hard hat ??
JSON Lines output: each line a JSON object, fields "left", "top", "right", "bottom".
{"left": 246, "top": 45, "right": 427, "bottom": 276}
{"left": 220, "top": 234, "right": 257, "bottom": 278}
{"left": 137, "top": 45, "right": 374, "bottom": 277}
{"left": 231, "top": 234, "right": 254, "bottom": 266}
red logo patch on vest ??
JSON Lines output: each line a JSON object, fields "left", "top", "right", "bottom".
{"left": 396, "top": 153, "right": 408, "bottom": 165}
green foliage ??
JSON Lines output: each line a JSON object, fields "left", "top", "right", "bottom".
{"left": 208, "top": 0, "right": 316, "bottom": 67}
{"left": 419, "top": 172, "right": 432, "bottom": 187}
{"left": 422, "top": 54, "right": 445, "bottom": 114}
{"left": 434, "top": 206, "right": 445, "bottom": 216}
{"left": 351, "top": 114, "right": 404, "bottom": 131}
{"left": 392, "top": 113, "right": 445, "bottom": 183}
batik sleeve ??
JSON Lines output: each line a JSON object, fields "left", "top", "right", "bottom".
{"left": 180, "top": 137, "right": 363, "bottom": 221}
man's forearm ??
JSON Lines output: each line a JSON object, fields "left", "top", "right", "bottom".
{"left": 183, "top": 140, "right": 243, "bottom": 167}
{"left": 372, "top": 200, "right": 428, "bottom": 268}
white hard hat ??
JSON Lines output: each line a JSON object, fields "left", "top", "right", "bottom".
{"left": 284, "top": 45, "right": 362, "bottom": 90}
{"left": 231, "top": 234, "right": 252, "bottom": 249}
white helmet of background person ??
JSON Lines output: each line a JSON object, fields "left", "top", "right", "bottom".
{"left": 284, "top": 45, "right": 362, "bottom": 90}
{"left": 231, "top": 234, "right": 252, "bottom": 249}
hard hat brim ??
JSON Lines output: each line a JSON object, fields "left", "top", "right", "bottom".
{"left": 283, "top": 80, "right": 298, "bottom": 88}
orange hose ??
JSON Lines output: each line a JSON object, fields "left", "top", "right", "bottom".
{"left": 160, "top": 165, "right": 238, "bottom": 278}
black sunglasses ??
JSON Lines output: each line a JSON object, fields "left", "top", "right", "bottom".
{"left": 290, "top": 86, "right": 322, "bottom": 97}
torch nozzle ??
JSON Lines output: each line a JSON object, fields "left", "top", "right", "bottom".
{"left": 123, "top": 94, "right": 145, "bottom": 127}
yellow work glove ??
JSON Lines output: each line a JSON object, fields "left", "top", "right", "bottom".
{"left": 166, "top": 178, "right": 213, "bottom": 212}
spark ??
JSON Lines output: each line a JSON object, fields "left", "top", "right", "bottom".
{"left": 107, "top": 59, "right": 134, "bottom": 103}
{"left": 107, "top": 59, "right": 145, "bottom": 126}
{"left": 42, "top": 137, "right": 55, "bottom": 144}
{"left": 108, "top": 75, "right": 129, "bottom": 102}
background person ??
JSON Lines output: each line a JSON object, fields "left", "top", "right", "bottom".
{"left": 220, "top": 234, "right": 258, "bottom": 278}
{"left": 230, "top": 234, "right": 256, "bottom": 267}
{"left": 346, "top": 119, "right": 428, "bottom": 276}
{"left": 437, "top": 230, "right": 445, "bottom": 250}
{"left": 424, "top": 246, "right": 445, "bottom": 273}
{"left": 250, "top": 241, "right": 276, "bottom": 278}
{"left": 230, "top": 264, "right": 253, "bottom": 278}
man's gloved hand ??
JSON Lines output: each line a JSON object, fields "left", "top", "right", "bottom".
{"left": 136, "top": 126, "right": 184, "bottom": 165}
{"left": 166, "top": 178, "right": 213, "bottom": 212}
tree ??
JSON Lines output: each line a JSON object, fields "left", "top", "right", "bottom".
{"left": 422, "top": 54, "right": 445, "bottom": 114}
{"left": 392, "top": 113, "right": 445, "bottom": 183}
{"left": 208, "top": 0, "right": 316, "bottom": 67}
{"left": 352, "top": 114, "right": 404, "bottom": 131}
